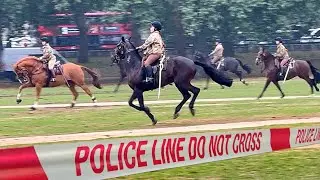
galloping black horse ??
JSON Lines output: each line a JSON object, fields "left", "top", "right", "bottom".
{"left": 111, "top": 52, "right": 127, "bottom": 93}
{"left": 112, "top": 37, "right": 233, "bottom": 125}
{"left": 194, "top": 51, "right": 251, "bottom": 89}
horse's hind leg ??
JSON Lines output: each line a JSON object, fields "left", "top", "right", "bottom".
{"left": 204, "top": 76, "right": 210, "bottom": 90}
{"left": 174, "top": 82, "right": 191, "bottom": 119}
{"left": 79, "top": 84, "right": 97, "bottom": 103}
{"left": 234, "top": 70, "right": 248, "bottom": 86}
{"left": 188, "top": 84, "right": 200, "bottom": 116}
{"left": 304, "top": 78, "right": 318, "bottom": 94}
{"left": 69, "top": 84, "right": 79, "bottom": 108}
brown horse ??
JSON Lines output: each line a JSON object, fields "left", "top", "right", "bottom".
{"left": 13, "top": 56, "right": 102, "bottom": 109}
{"left": 255, "top": 47, "right": 319, "bottom": 99}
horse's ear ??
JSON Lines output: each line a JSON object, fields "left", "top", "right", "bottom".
{"left": 121, "top": 36, "right": 125, "bottom": 42}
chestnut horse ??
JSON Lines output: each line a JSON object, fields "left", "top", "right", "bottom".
{"left": 13, "top": 56, "right": 102, "bottom": 109}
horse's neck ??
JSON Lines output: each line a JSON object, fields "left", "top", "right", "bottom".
{"left": 265, "top": 57, "right": 276, "bottom": 68}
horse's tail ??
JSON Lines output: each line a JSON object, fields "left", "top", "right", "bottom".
{"left": 194, "top": 61, "right": 233, "bottom": 87}
{"left": 307, "top": 61, "right": 320, "bottom": 83}
{"left": 236, "top": 59, "right": 252, "bottom": 74}
{"left": 81, "top": 66, "right": 103, "bottom": 89}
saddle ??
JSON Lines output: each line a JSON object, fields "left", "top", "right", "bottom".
{"left": 43, "top": 61, "right": 64, "bottom": 87}
{"left": 216, "top": 57, "right": 225, "bottom": 69}
{"left": 42, "top": 61, "right": 63, "bottom": 75}
{"left": 281, "top": 57, "right": 294, "bottom": 68}
{"left": 143, "top": 54, "right": 169, "bottom": 86}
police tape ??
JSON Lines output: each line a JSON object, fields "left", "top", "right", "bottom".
{"left": 0, "top": 126, "right": 319, "bottom": 180}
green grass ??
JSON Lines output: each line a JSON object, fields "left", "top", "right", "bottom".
{"left": 113, "top": 149, "right": 320, "bottom": 180}
{"left": 1, "top": 95, "right": 320, "bottom": 138}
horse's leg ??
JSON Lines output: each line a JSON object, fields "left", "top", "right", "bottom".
{"left": 79, "top": 84, "right": 97, "bottom": 103}
{"left": 113, "top": 75, "right": 125, "bottom": 93}
{"left": 234, "top": 70, "right": 248, "bottom": 86}
{"left": 69, "top": 84, "right": 79, "bottom": 108}
{"left": 204, "top": 76, "right": 209, "bottom": 90}
{"left": 128, "top": 89, "right": 157, "bottom": 125}
{"left": 173, "top": 83, "right": 191, "bottom": 119}
{"left": 303, "top": 78, "right": 316, "bottom": 95}
{"left": 30, "top": 84, "right": 42, "bottom": 110}
{"left": 188, "top": 84, "right": 200, "bottom": 116}
{"left": 257, "top": 79, "right": 271, "bottom": 99}
{"left": 272, "top": 81, "right": 285, "bottom": 98}
{"left": 16, "top": 83, "right": 32, "bottom": 104}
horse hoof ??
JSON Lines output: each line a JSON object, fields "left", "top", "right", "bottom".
{"left": 280, "top": 95, "right": 285, "bottom": 99}
{"left": 173, "top": 113, "right": 180, "bottom": 119}
{"left": 152, "top": 119, "right": 158, "bottom": 126}
{"left": 30, "top": 107, "right": 36, "bottom": 111}
{"left": 70, "top": 103, "right": 75, "bottom": 108}
{"left": 16, "top": 99, "right": 22, "bottom": 104}
{"left": 220, "top": 86, "right": 225, "bottom": 89}
{"left": 190, "top": 108, "right": 195, "bottom": 116}
{"left": 203, "top": 87, "right": 208, "bottom": 90}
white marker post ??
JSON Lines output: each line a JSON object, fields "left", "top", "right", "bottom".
{"left": 283, "top": 61, "right": 294, "bottom": 84}
{"left": 157, "top": 56, "right": 165, "bottom": 100}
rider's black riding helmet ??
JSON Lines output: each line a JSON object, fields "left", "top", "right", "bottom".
{"left": 151, "top": 21, "right": 162, "bottom": 31}
{"left": 275, "top": 37, "right": 283, "bottom": 43}
{"left": 40, "top": 37, "right": 50, "bottom": 44}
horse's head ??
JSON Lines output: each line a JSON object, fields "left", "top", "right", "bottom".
{"left": 255, "top": 47, "right": 273, "bottom": 66}
{"left": 194, "top": 51, "right": 206, "bottom": 62}
{"left": 113, "top": 37, "right": 141, "bottom": 65}
{"left": 13, "top": 56, "right": 41, "bottom": 84}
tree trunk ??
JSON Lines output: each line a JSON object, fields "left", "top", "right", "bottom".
{"left": 171, "top": 8, "right": 186, "bottom": 56}
{"left": 74, "top": 13, "right": 89, "bottom": 63}
{"left": 165, "top": 0, "right": 186, "bottom": 56}
{"left": 128, "top": 5, "right": 142, "bottom": 45}
{"left": 218, "top": 5, "right": 235, "bottom": 57}
{"left": 0, "top": 28, "right": 3, "bottom": 50}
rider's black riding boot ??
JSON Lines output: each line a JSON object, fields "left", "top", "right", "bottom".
{"left": 50, "top": 69, "right": 56, "bottom": 82}
{"left": 144, "top": 65, "right": 153, "bottom": 83}
{"left": 278, "top": 66, "right": 283, "bottom": 77}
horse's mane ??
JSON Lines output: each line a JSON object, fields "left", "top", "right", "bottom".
{"left": 127, "top": 40, "right": 142, "bottom": 60}
{"left": 13, "top": 56, "right": 40, "bottom": 70}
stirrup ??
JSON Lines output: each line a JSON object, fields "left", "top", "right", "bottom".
{"left": 51, "top": 78, "right": 56, "bottom": 82}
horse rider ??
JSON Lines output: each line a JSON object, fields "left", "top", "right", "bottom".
{"left": 274, "top": 37, "right": 290, "bottom": 76}
{"left": 136, "top": 21, "right": 165, "bottom": 83}
{"left": 38, "top": 37, "right": 56, "bottom": 82}
{"left": 208, "top": 39, "right": 224, "bottom": 67}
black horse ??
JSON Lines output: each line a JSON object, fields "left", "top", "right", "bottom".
{"left": 111, "top": 52, "right": 127, "bottom": 93}
{"left": 194, "top": 51, "right": 251, "bottom": 89}
{"left": 112, "top": 37, "right": 233, "bottom": 125}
